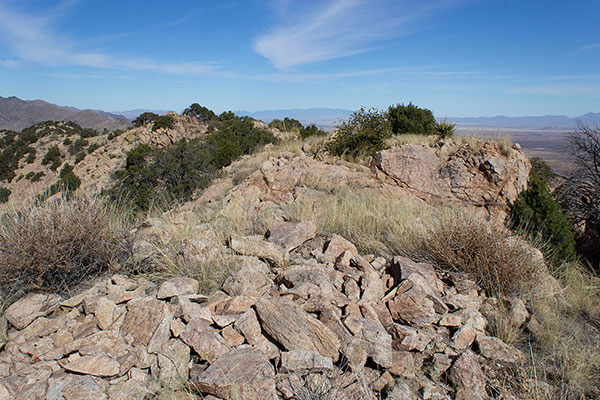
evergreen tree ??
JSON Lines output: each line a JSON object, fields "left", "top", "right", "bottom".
{"left": 507, "top": 171, "right": 576, "bottom": 265}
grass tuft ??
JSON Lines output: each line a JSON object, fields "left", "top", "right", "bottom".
{"left": 0, "top": 193, "right": 133, "bottom": 303}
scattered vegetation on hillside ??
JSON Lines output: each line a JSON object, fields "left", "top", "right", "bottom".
{"left": 0, "top": 121, "right": 96, "bottom": 184}
{"left": 269, "top": 117, "right": 328, "bottom": 140}
{"left": 41, "top": 145, "right": 62, "bottom": 171}
{"left": 268, "top": 117, "right": 303, "bottom": 132}
{"left": 112, "top": 110, "right": 276, "bottom": 211}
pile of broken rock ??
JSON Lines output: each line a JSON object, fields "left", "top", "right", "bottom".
{"left": 0, "top": 222, "right": 528, "bottom": 400}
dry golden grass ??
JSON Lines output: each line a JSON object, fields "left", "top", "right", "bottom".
{"left": 419, "top": 212, "right": 544, "bottom": 294}
{"left": 290, "top": 190, "right": 543, "bottom": 294}
{"left": 0, "top": 193, "right": 133, "bottom": 304}
{"left": 523, "top": 263, "right": 600, "bottom": 399}
{"left": 455, "top": 129, "right": 514, "bottom": 155}
{"left": 137, "top": 210, "right": 239, "bottom": 295}
{"left": 288, "top": 188, "right": 600, "bottom": 397}
{"left": 229, "top": 135, "right": 329, "bottom": 185}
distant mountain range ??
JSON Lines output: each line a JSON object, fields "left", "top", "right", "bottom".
{"left": 238, "top": 108, "right": 600, "bottom": 130}
{"left": 451, "top": 113, "right": 600, "bottom": 130}
{"left": 2, "top": 96, "right": 598, "bottom": 132}
{"left": 111, "top": 109, "right": 173, "bottom": 120}
{"left": 0, "top": 96, "right": 131, "bottom": 132}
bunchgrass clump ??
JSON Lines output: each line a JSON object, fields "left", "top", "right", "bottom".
{"left": 0, "top": 193, "right": 133, "bottom": 302}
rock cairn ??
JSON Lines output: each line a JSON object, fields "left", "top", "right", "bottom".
{"left": 0, "top": 222, "right": 528, "bottom": 399}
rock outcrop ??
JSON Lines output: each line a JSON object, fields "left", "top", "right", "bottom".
{"left": 0, "top": 229, "right": 529, "bottom": 399}
{"left": 211, "top": 140, "right": 529, "bottom": 224}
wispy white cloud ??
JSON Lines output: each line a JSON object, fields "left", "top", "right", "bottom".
{"left": 254, "top": 0, "right": 462, "bottom": 69}
{"left": 579, "top": 42, "right": 600, "bottom": 51}
{"left": 0, "top": 1, "right": 219, "bottom": 75}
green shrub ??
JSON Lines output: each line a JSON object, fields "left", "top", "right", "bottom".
{"left": 42, "top": 146, "right": 62, "bottom": 171}
{"left": 58, "top": 163, "right": 81, "bottom": 192}
{"left": 0, "top": 194, "right": 133, "bottom": 300}
{"left": 132, "top": 112, "right": 158, "bottom": 127}
{"left": 387, "top": 102, "right": 436, "bottom": 135}
{"left": 507, "top": 173, "right": 576, "bottom": 265}
{"left": 0, "top": 187, "right": 10, "bottom": 204}
{"left": 152, "top": 115, "right": 175, "bottom": 132}
{"left": 87, "top": 143, "right": 101, "bottom": 154}
{"left": 0, "top": 133, "right": 37, "bottom": 182}
{"left": 183, "top": 103, "right": 216, "bottom": 123}
{"left": 300, "top": 124, "right": 328, "bottom": 139}
{"left": 112, "top": 116, "right": 276, "bottom": 211}
{"left": 434, "top": 120, "right": 456, "bottom": 139}
{"left": 78, "top": 127, "right": 99, "bottom": 138}
{"left": 107, "top": 129, "right": 124, "bottom": 140}
{"left": 42, "top": 163, "right": 82, "bottom": 201}
{"left": 530, "top": 157, "right": 556, "bottom": 184}
{"left": 68, "top": 138, "right": 89, "bottom": 155}
{"left": 25, "top": 149, "right": 36, "bottom": 164}
{"left": 63, "top": 138, "right": 72, "bottom": 145}
{"left": 327, "top": 107, "right": 391, "bottom": 159}
{"left": 269, "top": 117, "right": 303, "bottom": 132}
{"left": 74, "top": 152, "right": 86, "bottom": 164}
{"left": 30, "top": 171, "right": 45, "bottom": 182}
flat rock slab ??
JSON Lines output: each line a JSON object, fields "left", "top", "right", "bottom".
{"left": 180, "top": 318, "right": 230, "bottom": 363}
{"left": 60, "top": 355, "right": 120, "bottom": 377}
{"left": 193, "top": 348, "right": 277, "bottom": 400}
{"left": 267, "top": 221, "right": 317, "bottom": 252}
{"left": 222, "top": 264, "right": 273, "bottom": 297}
{"left": 47, "top": 373, "right": 108, "bottom": 400}
{"left": 229, "top": 235, "right": 289, "bottom": 267}
{"left": 323, "top": 234, "right": 358, "bottom": 262}
{"left": 120, "top": 297, "right": 168, "bottom": 346}
{"left": 157, "top": 277, "right": 199, "bottom": 299}
{"left": 4, "top": 293, "right": 61, "bottom": 330}
{"left": 476, "top": 335, "right": 522, "bottom": 364}
{"left": 450, "top": 351, "right": 489, "bottom": 400}
{"left": 255, "top": 296, "right": 340, "bottom": 360}
{"left": 280, "top": 350, "right": 333, "bottom": 373}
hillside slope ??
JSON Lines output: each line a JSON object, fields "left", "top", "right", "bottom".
{"left": 0, "top": 96, "right": 131, "bottom": 132}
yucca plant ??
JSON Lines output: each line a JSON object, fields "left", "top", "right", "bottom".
{"left": 435, "top": 119, "right": 456, "bottom": 139}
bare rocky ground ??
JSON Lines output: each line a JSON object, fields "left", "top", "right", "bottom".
{"left": 0, "top": 228, "right": 533, "bottom": 399}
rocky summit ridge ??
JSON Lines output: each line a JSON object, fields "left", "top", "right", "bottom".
{"left": 2, "top": 111, "right": 588, "bottom": 399}
{"left": 0, "top": 228, "right": 533, "bottom": 399}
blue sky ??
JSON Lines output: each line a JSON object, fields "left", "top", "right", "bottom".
{"left": 0, "top": 0, "right": 599, "bottom": 117}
